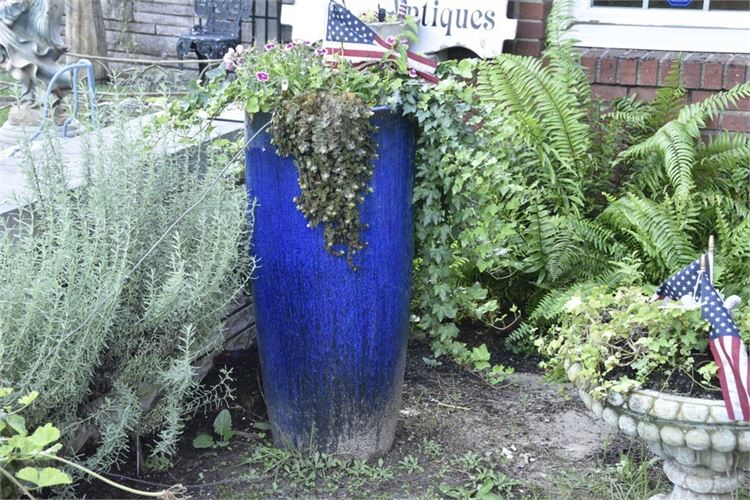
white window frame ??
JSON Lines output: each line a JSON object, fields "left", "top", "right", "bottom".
{"left": 567, "top": 0, "right": 750, "bottom": 53}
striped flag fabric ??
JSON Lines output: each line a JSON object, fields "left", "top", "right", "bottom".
{"left": 324, "top": 1, "right": 438, "bottom": 83}
{"left": 700, "top": 273, "right": 750, "bottom": 421}
{"left": 397, "top": 0, "right": 408, "bottom": 19}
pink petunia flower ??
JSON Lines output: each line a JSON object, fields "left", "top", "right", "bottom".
{"left": 408, "top": 68, "right": 418, "bottom": 78}
{"left": 386, "top": 36, "right": 395, "bottom": 45}
{"left": 264, "top": 43, "right": 277, "bottom": 51}
{"left": 256, "top": 71, "right": 270, "bottom": 82}
{"left": 285, "top": 42, "right": 296, "bottom": 50}
{"left": 316, "top": 48, "right": 327, "bottom": 57}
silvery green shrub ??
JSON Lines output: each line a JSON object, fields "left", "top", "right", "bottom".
{"left": 0, "top": 118, "right": 251, "bottom": 472}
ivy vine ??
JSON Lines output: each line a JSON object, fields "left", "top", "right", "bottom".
{"left": 270, "top": 91, "right": 377, "bottom": 269}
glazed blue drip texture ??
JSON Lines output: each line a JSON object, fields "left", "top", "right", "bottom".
{"left": 245, "top": 108, "right": 415, "bottom": 457}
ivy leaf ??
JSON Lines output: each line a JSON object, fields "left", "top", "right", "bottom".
{"left": 192, "top": 434, "right": 214, "bottom": 449}
{"left": 16, "top": 467, "right": 72, "bottom": 488}
{"left": 213, "top": 409, "right": 234, "bottom": 441}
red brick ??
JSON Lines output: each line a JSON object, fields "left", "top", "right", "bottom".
{"left": 682, "top": 54, "right": 704, "bottom": 89}
{"left": 728, "top": 97, "right": 750, "bottom": 112}
{"left": 689, "top": 90, "right": 717, "bottom": 104}
{"left": 719, "top": 111, "right": 750, "bottom": 133}
{"left": 629, "top": 86, "right": 658, "bottom": 102}
{"left": 639, "top": 52, "right": 666, "bottom": 86}
{"left": 725, "top": 55, "right": 748, "bottom": 88}
{"left": 618, "top": 51, "right": 644, "bottom": 86}
{"left": 598, "top": 52, "right": 618, "bottom": 84}
{"left": 516, "top": 20, "right": 544, "bottom": 39}
{"left": 658, "top": 53, "right": 680, "bottom": 86}
{"left": 580, "top": 49, "right": 602, "bottom": 83}
{"left": 519, "top": 1, "right": 544, "bottom": 20}
{"left": 706, "top": 115, "right": 720, "bottom": 130}
{"left": 703, "top": 60, "right": 724, "bottom": 90}
{"left": 514, "top": 39, "right": 542, "bottom": 57}
{"left": 592, "top": 84, "right": 628, "bottom": 101}
{"left": 543, "top": 0, "right": 554, "bottom": 20}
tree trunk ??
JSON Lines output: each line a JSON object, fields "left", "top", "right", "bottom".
{"left": 65, "top": 0, "right": 109, "bottom": 80}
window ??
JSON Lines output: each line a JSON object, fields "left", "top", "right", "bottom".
{"left": 568, "top": 0, "right": 750, "bottom": 53}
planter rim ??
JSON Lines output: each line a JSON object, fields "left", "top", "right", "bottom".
{"left": 566, "top": 359, "right": 750, "bottom": 428}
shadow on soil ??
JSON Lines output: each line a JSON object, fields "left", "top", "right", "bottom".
{"left": 81, "top": 339, "right": 667, "bottom": 499}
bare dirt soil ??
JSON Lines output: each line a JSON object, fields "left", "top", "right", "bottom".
{"left": 82, "top": 340, "right": 667, "bottom": 499}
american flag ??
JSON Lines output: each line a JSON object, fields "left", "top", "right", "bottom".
{"left": 397, "top": 0, "right": 408, "bottom": 19}
{"left": 700, "top": 273, "right": 750, "bottom": 421}
{"left": 324, "top": 1, "right": 438, "bottom": 83}
{"left": 655, "top": 256, "right": 710, "bottom": 301}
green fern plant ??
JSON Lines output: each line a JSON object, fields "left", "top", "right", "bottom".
{"left": 411, "top": 0, "right": 750, "bottom": 364}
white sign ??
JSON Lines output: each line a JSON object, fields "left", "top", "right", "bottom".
{"left": 281, "top": 1, "right": 517, "bottom": 59}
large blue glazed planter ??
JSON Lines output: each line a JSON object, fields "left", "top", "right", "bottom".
{"left": 244, "top": 107, "right": 415, "bottom": 459}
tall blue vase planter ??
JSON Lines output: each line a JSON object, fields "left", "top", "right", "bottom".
{"left": 245, "top": 107, "right": 415, "bottom": 459}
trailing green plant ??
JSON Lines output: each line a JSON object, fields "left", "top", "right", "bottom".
{"left": 271, "top": 91, "right": 377, "bottom": 266}
{"left": 167, "top": 39, "right": 419, "bottom": 263}
{"left": 0, "top": 114, "right": 250, "bottom": 473}
{"left": 0, "top": 388, "right": 184, "bottom": 499}
{"left": 537, "top": 286, "right": 750, "bottom": 399}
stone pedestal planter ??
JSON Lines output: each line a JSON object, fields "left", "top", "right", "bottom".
{"left": 566, "top": 361, "right": 750, "bottom": 499}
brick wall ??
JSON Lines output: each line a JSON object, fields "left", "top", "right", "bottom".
{"left": 504, "top": 1, "right": 750, "bottom": 134}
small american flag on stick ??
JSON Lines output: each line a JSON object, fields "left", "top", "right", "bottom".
{"left": 654, "top": 256, "right": 712, "bottom": 304}
{"left": 397, "top": 0, "right": 408, "bottom": 19}
{"left": 700, "top": 269, "right": 750, "bottom": 421}
{"left": 324, "top": 1, "right": 438, "bottom": 83}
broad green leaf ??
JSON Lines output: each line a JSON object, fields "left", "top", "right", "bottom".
{"left": 29, "top": 423, "right": 61, "bottom": 449}
{"left": 0, "top": 388, "right": 12, "bottom": 398}
{"left": 192, "top": 433, "right": 214, "bottom": 449}
{"left": 16, "top": 467, "right": 72, "bottom": 488}
{"left": 213, "top": 409, "right": 234, "bottom": 441}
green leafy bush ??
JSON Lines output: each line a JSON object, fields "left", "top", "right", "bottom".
{"left": 0, "top": 119, "right": 251, "bottom": 472}
{"left": 538, "top": 286, "right": 750, "bottom": 399}
{"left": 408, "top": 0, "right": 750, "bottom": 367}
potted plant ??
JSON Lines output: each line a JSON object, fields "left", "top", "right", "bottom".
{"left": 179, "top": 38, "right": 428, "bottom": 459}
{"left": 539, "top": 286, "right": 750, "bottom": 499}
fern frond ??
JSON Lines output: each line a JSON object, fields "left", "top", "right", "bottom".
{"left": 478, "top": 55, "right": 591, "bottom": 171}
{"left": 678, "top": 81, "right": 750, "bottom": 124}
{"left": 599, "top": 195, "right": 695, "bottom": 277}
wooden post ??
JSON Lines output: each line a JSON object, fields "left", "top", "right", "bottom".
{"left": 65, "top": 0, "right": 109, "bottom": 80}
{"left": 708, "top": 235, "right": 715, "bottom": 284}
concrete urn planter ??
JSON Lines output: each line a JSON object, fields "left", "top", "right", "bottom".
{"left": 565, "top": 360, "right": 750, "bottom": 499}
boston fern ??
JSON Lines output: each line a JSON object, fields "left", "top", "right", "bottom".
{"left": 409, "top": 0, "right": 750, "bottom": 369}
{"left": 0, "top": 118, "right": 251, "bottom": 473}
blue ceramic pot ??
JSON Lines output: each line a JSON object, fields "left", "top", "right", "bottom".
{"left": 244, "top": 107, "right": 414, "bottom": 459}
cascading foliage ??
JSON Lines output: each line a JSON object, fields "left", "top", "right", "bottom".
{"left": 408, "top": 0, "right": 750, "bottom": 373}
{"left": 0, "top": 116, "right": 252, "bottom": 472}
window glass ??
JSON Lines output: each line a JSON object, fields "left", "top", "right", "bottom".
{"left": 710, "top": 0, "right": 750, "bottom": 10}
{"left": 592, "top": 0, "right": 642, "bottom": 5}
{"left": 650, "top": 0, "right": 705, "bottom": 9}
